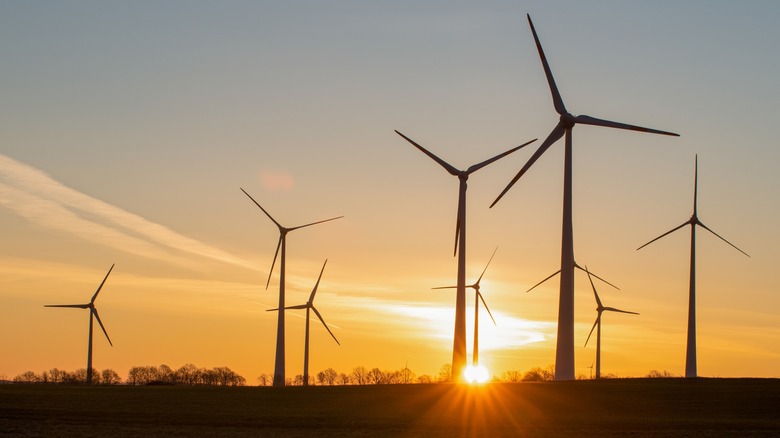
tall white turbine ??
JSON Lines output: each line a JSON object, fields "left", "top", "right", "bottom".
{"left": 434, "top": 247, "right": 499, "bottom": 367}
{"left": 395, "top": 130, "right": 535, "bottom": 381}
{"left": 491, "top": 14, "right": 679, "bottom": 380}
{"left": 44, "top": 264, "right": 115, "bottom": 385}
{"left": 268, "top": 259, "right": 339, "bottom": 387}
{"left": 241, "top": 188, "right": 343, "bottom": 387}
{"left": 637, "top": 155, "right": 748, "bottom": 378}
{"left": 583, "top": 266, "right": 638, "bottom": 379}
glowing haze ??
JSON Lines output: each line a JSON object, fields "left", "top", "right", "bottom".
{"left": 1, "top": 2, "right": 779, "bottom": 382}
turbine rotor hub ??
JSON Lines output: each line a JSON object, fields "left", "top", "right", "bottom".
{"left": 560, "top": 112, "right": 576, "bottom": 128}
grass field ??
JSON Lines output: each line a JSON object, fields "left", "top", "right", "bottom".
{"left": 1, "top": 378, "right": 779, "bottom": 437}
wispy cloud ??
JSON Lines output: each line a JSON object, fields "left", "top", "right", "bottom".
{"left": 0, "top": 154, "right": 256, "bottom": 270}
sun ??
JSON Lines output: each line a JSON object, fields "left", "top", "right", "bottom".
{"left": 463, "top": 364, "right": 491, "bottom": 384}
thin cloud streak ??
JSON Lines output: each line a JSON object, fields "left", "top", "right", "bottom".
{"left": 0, "top": 154, "right": 256, "bottom": 270}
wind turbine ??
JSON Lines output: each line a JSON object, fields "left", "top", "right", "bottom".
{"left": 268, "top": 259, "right": 339, "bottom": 387}
{"left": 490, "top": 14, "right": 678, "bottom": 380}
{"left": 637, "top": 155, "right": 748, "bottom": 378}
{"left": 241, "top": 188, "right": 343, "bottom": 387}
{"left": 395, "top": 130, "right": 536, "bottom": 381}
{"left": 583, "top": 266, "right": 638, "bottom": 380}
{"left": 434, "top": 247, "right": 499, "bottom": 367}
{"left": 44, "top": 264, "right": 114, "bottom": 385}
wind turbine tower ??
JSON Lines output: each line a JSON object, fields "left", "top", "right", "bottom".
{"left": 491, "top": 14, "right": 678, "bottom": 380}
{"left": 395, "top": 131, "right": 535, "bottom": 381}
{"left": 241, "top": 188, "right": 343, "bottom": 386}
{"left": 45, "top": 264, "right": 115, "bottom": 385}
{"left": 269, "top": 259, "right": 339, "bottom": 386}
{"left": 637, "top": 155, "right": 748, "bottom": 378}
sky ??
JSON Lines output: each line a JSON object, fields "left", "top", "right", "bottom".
{"left": 1, "top": 1, "right": 779, "bottom": 382}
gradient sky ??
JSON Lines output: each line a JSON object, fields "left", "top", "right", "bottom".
{"left": 2, "top": 1, "right": 779, "bottom": 382}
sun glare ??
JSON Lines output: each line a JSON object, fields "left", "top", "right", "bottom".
{"left": 463, "top": 364, "right": 490, "bottom": 384}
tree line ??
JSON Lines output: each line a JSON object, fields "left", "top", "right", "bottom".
{"left": 8, "top": 364, "right": 678, "bottom": 386}
{"left": 9, "top": 364, "right": 246, "bottom": 386}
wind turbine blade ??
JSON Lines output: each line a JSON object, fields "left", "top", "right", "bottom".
{"left": 603, "top": 307, "right": 639, "bottom": 315}
{"left": 476, "top": 246, "right": 499, "bottom": 285}
{"left": 694, "top": 154, "right": 699, "bottom": 216}
{"left": 584, "top": 316, "right": 599, "bottom": 348}
{"left": 491, "top": 123, "right": 565, "bottom": 208}
{"left": 527, "top": 14, "right": 566, "bottom": 115}
{"left": 575, "top": 264, "right": 619, "bottom": 290}
{"left": 309, "top": 260, "right": 328, "bottom": 303}
{"left": 583, "top": 265, "right": 603, "bottom": 308}
{"left": 394, "top": 130, "right": 459, "bottom": 176}
{"left": 526, "top": 269, "right": 560, "bottom": 293}
{"left": 240, "top": 188, "right": 283, "bottom": 229}
{"left": 289, "top": 215, "right": 344, "bottom": 231}
{"left": 90, "top": 264, "right": 115, "bottom": 304}
{"left": 284, "top": 304, "right": 309, "bottom": 310}
{"left": 432, "top": 285, "right": 458, "bottom": 290}
{"left": 466, "top": 138, "right": 537, "bottom": 174}
{"left": 636, "top": 221, "right": 690, "bottom": 251}
{"left": 698, "top": 221, "right": 750, "bottom": 257}
{"left": 92, "top": 308, "right": 113, "bottom": 347}
{"left": 574, "top": 115, "right": 680, "bottom": 137}
{"left": 477, "top": 292, "right": 497, "bottom": 326}
{"left": 44, "top": 304, "right": 89, "bottom": 308}
{"left": 312, "top": 307, "right": 340, "bottom": 346}
{"left": 574, "top": 114, "right": 679, "bottom": 137}
{"left": 453, "top": 218, "right": 460, "bottom": 257}
{"left": 266, "top": 235, "right": 283, "bottom": 290}
{"left": 266, "top": 308, "right": 280, "bottom": 312}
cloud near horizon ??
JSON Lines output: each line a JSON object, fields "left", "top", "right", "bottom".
{"left": 0, "top": 153, "right": 257, "bottom": 270}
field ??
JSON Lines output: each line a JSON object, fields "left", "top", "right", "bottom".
{"left": 1, "top": 378, "right": 779, "bottom": 437}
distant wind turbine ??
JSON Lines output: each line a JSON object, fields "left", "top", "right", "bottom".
{"left": 637, "top": 155, "right": 748, "bottom": 378}
{"left": 395, "top": 130, "right": 536, "bottom": 381}
{"left": 44, "top": 264, "right": 115, "bottom": 385}
{"left": 490, "top": 14, "right": 678, "bottom": 380}
{"left": 434, "top": 247, "right": 499, "bottom": 367}
{"left": 268, "top": 259, "right": 339, "bottom": 387}
{"left": 583, "top": 266, "right": 638, "bottom": 380}
{"left": 241, "top": 188, "right": 343, "bottom": 387}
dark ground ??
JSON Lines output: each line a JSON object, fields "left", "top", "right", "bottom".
{"left": 1, "top": 378, "right": 778, "bottom": 437}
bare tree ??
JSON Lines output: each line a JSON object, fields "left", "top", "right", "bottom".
{"left": 502, "top": 369, "right": 523, "bottom": 383}
{"left": 368, "top": 368, "right": 385, "bottom": 384}
{"left": 337, "top": 373, "right": 350, "bottom": 386}
{"left": 522, "top": 366, "right": 554, "bottom": 382}
{"left": 157, "top": 364, "right": 174, "bottom": 384}
{"left": 317, "top": 368, "right": 338, "bottom": 386}
{"left": 48, "top": 368, "right": 67, "bottom": 384}
{"left": 398, "top": 366, "right": 416, "bottom": 384}
{"left": 292, "top": 374, "right": 304, "bottom": 386}
{"left": 13, "top": 371, "right": 41, "bottom": 383}
{"left": 101, "top": 369, "right": 121, "bottom": 385}
{"left": 437, "top": 364, "right": 452, "bottom": 382}
{"left": 351, "top": 366, "right": 368, "bottom": 385}
{"left": 257, "top": 373, "right": 272, "bottom": 386}
{"left": 416, "top": 374, "right": 433, "bottom": 384}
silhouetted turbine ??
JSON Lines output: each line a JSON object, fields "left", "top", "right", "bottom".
{"left": 241, "top": 188, "right": 342, "bottom": 387}
{"left": 44, "top": 264, "right": 114, "bottom": 385}
{"left": 491, "top": 14, "right": 678, "bottom": 380}
{"left": 583, "top": 266, "right": 638, "bottom": 379}
{"left": 434, "top": 247, "right": 499, "bottom": 367}
{"left": 637, "top": 155, "right": 748, "bottom": 378}
{"left": 268, "top": 259, "right": 339, "bottom": 387}
{"left": 395, "top": 130, "right": 535, "bottom": 381}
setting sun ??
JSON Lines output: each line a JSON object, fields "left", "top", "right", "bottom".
{"left": 464, "top": 365, "right": 491, "bottom": 384}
